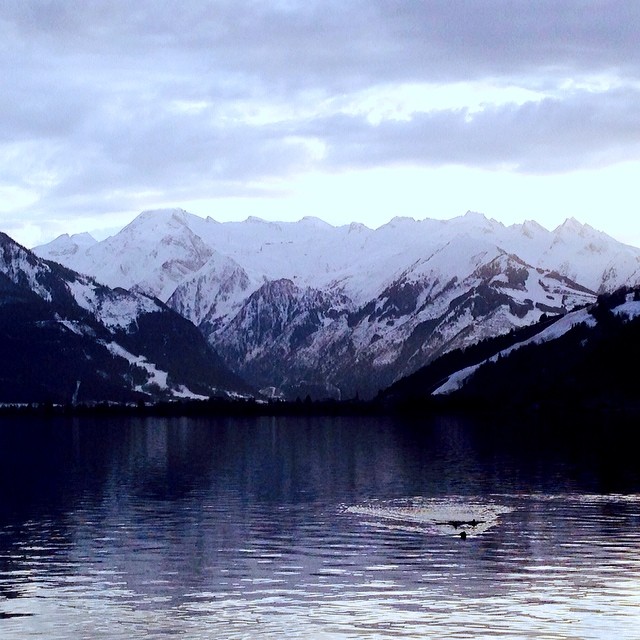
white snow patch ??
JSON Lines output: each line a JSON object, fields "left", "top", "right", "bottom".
{"left": 64, "top": 276, "right": 161, "bottom": 330}
{"left": 57, "top": 320, "right": 86, "bottom": 336}
{"left": 97, "top": 294, "right": 160, "bottom": 331}
{"left": 103, "top": 341, "right": 169, "bottom": 391}
{"left": 434, "top": 308, "right": 597, "bottom": 395}
{"left": 613, "top": 299, "right": 640, "bottom": 320}
{"left": 102, "top": 341, "right": 209, "bottom": 399}
{"left": 65, "top": 278, "right": 98, "bottom": 312}
{"left": 0, "top": 244, "right": 53, "bottom": 302}
{"left": 433, "top": 363, "right": 483, "bottom": 395}
{"left": 172, "top": 385, "right": 209, "bottom": 401}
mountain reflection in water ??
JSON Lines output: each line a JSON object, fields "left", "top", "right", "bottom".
{"left": 1, "top": 414, "right": 640, "bottom": 639}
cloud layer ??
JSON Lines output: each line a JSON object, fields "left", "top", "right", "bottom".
{"left": 1, "top": 0, "right": 639, "bottom": 240}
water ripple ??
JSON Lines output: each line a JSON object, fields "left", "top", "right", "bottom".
{"left": 3, "top": 417, "right": 640, "bottom": 638}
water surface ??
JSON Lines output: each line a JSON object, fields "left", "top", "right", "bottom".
{"left": 1, "top": 414, "right": 640, "bottom": 638}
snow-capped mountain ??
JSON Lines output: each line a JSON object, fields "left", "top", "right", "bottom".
{"left": 43, "top": 210, "right": 217, "bottom": 301}
{"left": 34, "top": 209, "right": 640, "bottom": 399}
{"left": 34, "top": 231, "right": 98, "bottom": 262}
{"left": 1, "top": 232, "right": 249, "bottom": 404}
{"left": 381, "top": 287, "right": 640, "bottom": 412}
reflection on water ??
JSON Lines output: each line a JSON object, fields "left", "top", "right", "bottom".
{"left": 1, "top": 415, "right": 640, "bottom": 639}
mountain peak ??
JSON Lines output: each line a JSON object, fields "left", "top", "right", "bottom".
{"left": 522, "top": 219, "right": 546, "bottom": 230}
{"left": 454, "top": 210, "right": 503, "bottom": 233}
{"left": 73, "top": 232, "right": 97, "bottom": 243}
{"left": 464, "top": 210, "right": 487, "bottom": 219}
{"left": 121, "top": 208, "right": 198, "bottom": 235}
{"left": 380, "top": 216, "right": 416, "bottom": 230}
{"left": 554, "top": 217, "right": 606, "bottom": 241}
{"left": 139, "top": 207, "right": 189, "bottom": 220}
{"left": 347, "top": 222, "right": 370, "bottom": 234}
{"left": 556, "top": 217, "right": 587, "bottom": 233}
{"left": 32, "top": 232, "right": 98, "bottom": 259}
{"left": 515, "top": 219, "right": 548, "bottom": 239}
{"left": 457, "top": 211, "right": 493, "bottom": 226}
{"left": 299, "top": 216, "right": 332, "bottom": 228}
{"left": 0, "top": 230, "right": 25, "bottom": 251}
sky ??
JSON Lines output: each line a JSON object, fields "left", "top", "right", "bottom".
{"left": 1, "top": 0, "right": 640, "bottom": 248}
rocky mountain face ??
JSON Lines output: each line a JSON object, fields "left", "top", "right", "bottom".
{"left": 1, "top": 232, "right": 250, "bottom": 404}
{"left": 34, "top": 209, "right": 640, "bottom": 399}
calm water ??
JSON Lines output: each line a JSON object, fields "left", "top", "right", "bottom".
{"left": 1, "top": 414, "right": 640, "bottom": 639}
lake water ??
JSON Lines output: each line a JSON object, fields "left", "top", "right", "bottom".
{"left": 1, "top": 414, "right": 640, "bottom": 639}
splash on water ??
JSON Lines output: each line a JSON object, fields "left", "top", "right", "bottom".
{"left": 343, "top": 497, "right": 512, "bottom": 537}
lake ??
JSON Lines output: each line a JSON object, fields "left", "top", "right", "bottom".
{"left": 1, "top": 414, "right": 640, "bottom": 639}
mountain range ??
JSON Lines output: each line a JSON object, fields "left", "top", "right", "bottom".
{"left": 0, "top": 232, "right": 249, "bottom": 405}
{"left": 32, "top": 209, "right": 640, "bottom": 400}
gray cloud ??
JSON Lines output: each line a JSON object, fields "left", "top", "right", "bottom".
{"left": 4, "top": 1, "right": 640, "bottom": 92}
{"left": 308, "top": 87, "right": 640, "bottom": 172}
{"left": 1, "top": 0, "right": 640, "bottom": 231}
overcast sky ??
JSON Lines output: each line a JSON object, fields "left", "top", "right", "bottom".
{"left": 2, "top": 0, "right": 640, "bottom": 247}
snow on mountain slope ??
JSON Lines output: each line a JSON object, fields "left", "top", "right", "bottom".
{"left": 31, "top": 209, "right": 640, "bottom": 399}
{"left": 38, "top": 211, "right": 636, "bottom": 300}
{"left": 506, "top": 217, "right": 640, "bottom": 293}
{"left": 65, "top": 276, "right": 161, "bottom": 331}
{"left": 36, "top": 209, "right": 215, "bottom": 301}
{"left": 2, "top": 231, "right": 164, "bottom": 332}
{"left": 213, "top": 278, "right": 353, "bottom": 398}
{"left": 167, "top": 250, "right": 265, "bottom": 330}
{"left": 2, "top": 232, "right": 57, "bottom": 302}
{"left": 352, "top": 252, "right": 593, "bottom": 390}
{"left": 417, "top": 290, "right": 640, "bottom": 410}
{"left": 433, "top": 307, "right": 598, "bottom": 395}
{"left": 208, "top": 250, "right": 595, "bottom": 399}
{"left": 36, "top": 232, "right": 97, "bottom": 262}
{"left": 1, "top": 232, "right": 250, "bottom": 402}
{"left": 613, "top": 298, "right": 640, "bottom": 320}
{"left": 34, "top": 209, "right": 640, "bottom": 304}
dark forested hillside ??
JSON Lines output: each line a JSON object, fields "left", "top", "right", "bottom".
{"left": 381, "top": 289, "right": 640, "bottom": 413}
{"left": 380, "top": 312, "right": 569, "bottom": 405}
